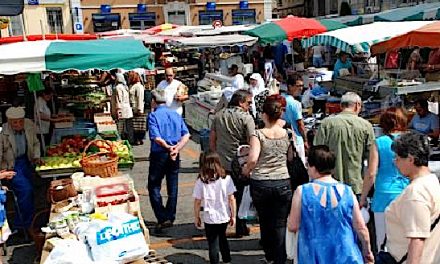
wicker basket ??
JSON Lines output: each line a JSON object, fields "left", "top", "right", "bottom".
{"left": 80, "top": 139, "right": 119, "bottom": 177}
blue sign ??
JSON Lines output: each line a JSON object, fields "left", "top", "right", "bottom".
{"left": 129, "top": 13, "right": 156, "bottom": 21}
{"left": 75, "top": 23, "right": 83, "bottom": 31}
{"left": 199, "top": 10, "right": 223, "bottom": 25}
{"left": 137, "top": 4, "right": 147, "bottom": 13}
{"left": 28, "top": 0, "right": 39, "bottom": 5}
{"left": 100, "top": 4, "right": 111, "bottom": 14}
{"left": 206, "top": 2, "right": 216, "bottom": 11}
{"left": 239, "top": 1, "right": 249, "bottom": 9}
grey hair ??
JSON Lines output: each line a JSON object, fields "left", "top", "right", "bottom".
{"left": 340, "top": 92, "right": 361, "bottom": 108}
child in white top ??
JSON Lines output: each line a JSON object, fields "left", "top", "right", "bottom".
{"left": 193, "top": 152, "right": 236, "bottom": 264}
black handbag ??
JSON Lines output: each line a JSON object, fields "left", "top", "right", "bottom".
{"left": 286, "top": 129, "right": 309, "bottom": 191}
{"left": 230, "top": 146, "right": 251, "bottom": 186}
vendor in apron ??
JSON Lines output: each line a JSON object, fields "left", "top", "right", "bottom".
{"left": 0, "top": 107, "right": 40, "bottom": 229}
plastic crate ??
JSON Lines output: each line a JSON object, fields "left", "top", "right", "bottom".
{"left": 51, "top": 127, "right": 97, "bottom": 145}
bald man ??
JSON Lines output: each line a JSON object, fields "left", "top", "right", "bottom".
{"left": 155, "top": 68, "right": 188, "bottom": 116}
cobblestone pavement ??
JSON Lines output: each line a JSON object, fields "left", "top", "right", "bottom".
{"left": 3, "top": 138, "right": 267, "bottom": 264}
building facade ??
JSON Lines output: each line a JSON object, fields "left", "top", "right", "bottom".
{"left": 304, "top": 0, "right": 434, "bottom": 17}
{"left": 2, "top": 0, "right": 72, "bottom": 37}
{"left": 78, "top": 0, "right": 271, "bottom": 33}
{"left": 273, "top": 0, "right": 305, "bottom": 18}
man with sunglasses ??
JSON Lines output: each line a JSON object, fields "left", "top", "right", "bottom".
{"left": 156, "top": 68, "right": 188, "bottom": 116}
{"left": 210, "top": 89, "right": 255, "bottom": 238}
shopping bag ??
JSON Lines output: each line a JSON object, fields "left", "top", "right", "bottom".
{"left": 238, "top": 186, "right": 257, "bottom": 220}
{"left": 285, "top": 218, "right": 298, "bottom": 261}
{"left": 85, "top": 212, "right": 149, "bottom": 263}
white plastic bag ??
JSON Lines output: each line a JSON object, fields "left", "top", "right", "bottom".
{"left": 85, "top": 212, "right": 148, "bottom": 263}
{"left": 44, "top": 239, "right": 115, "bottom": 264}
{"left": 285, "top": 225, "right": 298, "bottom": 261}
{"left": 238, "top": 186, "right": 257, "bottom": 220}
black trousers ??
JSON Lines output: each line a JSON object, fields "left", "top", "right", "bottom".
{"left": 205, "top": 222, "right": 231, "bottom": 264}
{"left": 251, "top": 179, "right": 292, "bottom": 264}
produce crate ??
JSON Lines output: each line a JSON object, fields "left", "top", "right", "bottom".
{"left": 93, "top": 113, "right": 113, "bottom": 123}
{"left": 51, "top": 127, "right": 96, "bottom": 145}
{"left": 96, "top": 122, "right": 118, "bottom": 133}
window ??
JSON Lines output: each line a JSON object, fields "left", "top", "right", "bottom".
{"left": 199, "top": 10, "right": 223, "bottom": 25}
{"left": 168, "top": 11, "right": 187, "bottom": 25}
{"left": 8, "top": 15, "right": 23, "bottom": 36}
{"left": 129, "top": 13, "right": 156, "bottom": 30}
{"left": 92, "top": 13, "right": 121, "bottom": 32}
{"left": 46, "top": 7, "right": 63, "bottom": 34}
{"left": 232, "top": 9, "right": 256, "bottom": 25}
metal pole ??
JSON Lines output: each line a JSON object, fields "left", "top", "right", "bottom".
{"left": 20, "top": 14, "right": 27, "bottom": 41}
{"left": 40, "top": 20, "right": 45, "bottom": 40}
{"left": 34, "top": 91, "right": 46, "bottom": 155}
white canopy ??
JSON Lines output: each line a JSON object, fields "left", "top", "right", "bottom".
{"left": 168, "top": 35, "right": 258, "bottom": 48}
{"left": 0, "top": 40, "right": 53, "bottom": 75}
{"left": 302, "top": 21, "right": 433, "bottom": 54}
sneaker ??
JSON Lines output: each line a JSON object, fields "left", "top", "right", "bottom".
{"left": 161, "top": 220, "right": 173, "bottom": 228}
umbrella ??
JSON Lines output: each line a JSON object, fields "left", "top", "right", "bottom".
{"left": 0, "top": 39, "right": 154, "bottom": 75}
{"left": 302, "top": 21, "right": 433, "bottom": 54}
{"left": 371, "top": 21, "right": 440, "bottom": 55}
{"left": 243, "top": 16, "right": 347, "bottom": 44}
{"left": 143, "top": 23, "right": 179, "bottom": 35}
{"left": 168, "top": 35, "right": 258, "bottom": 48}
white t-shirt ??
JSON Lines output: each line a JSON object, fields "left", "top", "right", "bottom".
{"left": 35, "top": 96, "right": 50, "bottom": 134}
{"left": 156, "top": 79, "right": 183, "bottom": 115}
{"left": 386, "top": 173, "right": 440, "bottom": 264}
{"left": 312, "top": 45, "right": 324, "bottom": 58}
{"left": 192, "top": 175, "right": 236, "bottom": 224}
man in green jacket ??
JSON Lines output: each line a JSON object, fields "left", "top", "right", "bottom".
{"left": 314, "top": 92, "right": 375, "bottom": 195}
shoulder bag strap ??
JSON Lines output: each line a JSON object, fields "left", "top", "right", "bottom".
{"left": 398, "top": 201, "right": 440, "bottom": 263}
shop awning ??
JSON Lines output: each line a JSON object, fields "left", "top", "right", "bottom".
{"left": 243, "top": 16, "right": 347, "bottom": 44}
{"left": 0, "top": 34, "right": 98, "bottom": 44}
{"left": 371, "top": 21, "right": 440, "bottom": 55}
{"left": 0, "top": 39, "right": 154, "bottom": 75}
{"left": 374, "top": 2, "right": 440, "bottom": 22}
{"left": 302, "top": 21, "right": 433, "bottom": 54}
{"left": 168, "top": 35, "right": 258, "bottom": 48}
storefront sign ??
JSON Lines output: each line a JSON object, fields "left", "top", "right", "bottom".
{"left": 27, "top": 0, "right": 39, "bottom": 5}
{"left": 206, "top": 2, "right": 216, "bottom": 11}
{"left": 137, "top": 4, "right": 147, "bottom": 13}
{"left": 92, "top": 13, "right": 120, "bottom": 32}
{"left": 129, "top": 13, "right": 156, "bottom": 22}
{"left": 232, "top": 9, "right": 256, "bottom": 25}
{"left": 239, "top": 1, "right": 249, "bottom": 9}
{"left": 100, "top": 5, "right": 111, "bottom": 14}
{"left": 199, "top": 10, "right": 223, "bottom": 25}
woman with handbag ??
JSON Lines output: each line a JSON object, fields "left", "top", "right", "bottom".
{"left": 242, "top": 95, "right": 292, "bottom": 264}
{"left": 377, "top": 132, "right": 440, "bottom": 264}
{"left": 288, "top": 145, "right": 374, "bottom": 264}
{"left": 359, "top": 107, "right": 410, "bottom": 251}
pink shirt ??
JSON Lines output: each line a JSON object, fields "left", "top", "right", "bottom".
{"left": 193, "top": 175, "right": 236, "bottom": 224}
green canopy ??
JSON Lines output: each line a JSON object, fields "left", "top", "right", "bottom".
{"left": 244, "top": 16, "right": 347, "bottom": 44}
{"left": 45, "top": 39, "right": 154, "bottom": 72}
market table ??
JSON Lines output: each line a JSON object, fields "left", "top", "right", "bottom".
{"left": 184, "top": 99, "right": 215, "bottom": 131}
{"left": 38, "top": 181, "right": 169, "bottom": 264}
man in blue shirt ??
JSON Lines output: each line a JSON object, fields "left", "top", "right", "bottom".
{"left": 409, "top": 99, "right": 440, "bottom": 140}
{"left": 333, "top": 52, "right": 354, "bottom": 79}
{"left": 283, "top": 75, "right": 308, "bottom": 163}
{"left": 148, "top": 89, "right": 190, "bottom": 231}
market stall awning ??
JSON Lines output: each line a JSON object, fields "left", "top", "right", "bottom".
{"left": 143, "top": 23, "right": 180, "bottom": 35}
{"left": 302, "top": 21, "right": 433, "bottom": 54}
{"left": 0, "top": 34, "right": 97, "bottom": 44}
{"left": 243, "top": 16, "right": 347, "bottom": 44}
{"left": 371, "top": 21, "right": 440, "bottom": 55}
{"left": 374, "top": 2, "right": 440, "bottom": 22}
{"left": 167, "top": 34, "right": 258, "bottom": 48}
{"left": 0, "top": 39, "right": 154, "bottom": 75}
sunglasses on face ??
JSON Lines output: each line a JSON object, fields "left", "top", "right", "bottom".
{"left": 247, "top": 101, "right": 253, "bottom": 105}
{"left": 166, "top": 75, "right": 173, "bottom": 77}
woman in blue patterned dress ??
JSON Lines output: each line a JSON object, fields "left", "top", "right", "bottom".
{"left": 288, "top": 146, "right": 374, "bottom": 264}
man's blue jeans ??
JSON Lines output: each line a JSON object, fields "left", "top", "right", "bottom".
{"left": 148, "top": 151, "right": 180, "bottom": 224}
